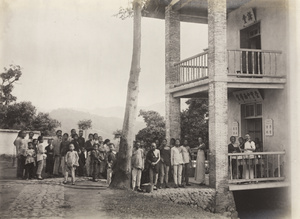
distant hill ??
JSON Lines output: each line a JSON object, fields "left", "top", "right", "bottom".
{"left": 49, "top": 102, "right": 166, "bottom": 139}
{"left": 88, "top": 101, "right": 165, "bottom": 121}
{"left": 49, "top": 108, "right": 146, "bottom": 139}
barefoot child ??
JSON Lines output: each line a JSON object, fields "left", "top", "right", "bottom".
{"left": 64, "top": 144, "right": 79, "bottom": 185}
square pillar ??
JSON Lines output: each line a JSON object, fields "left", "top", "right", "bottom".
{"left": 208, "top": 0, "right": 236, "bottom": 214}
{"left": 165, "top": 5, "right": 181, "bottom": 142}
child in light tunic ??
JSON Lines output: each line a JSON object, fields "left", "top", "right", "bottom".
{"left": 64, "top": 144, "right": 79, "bottom": 185}
{"left": 25, "top": 142, "right": 36, "bottom": 179}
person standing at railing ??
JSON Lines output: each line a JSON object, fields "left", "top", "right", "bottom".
{"left": 237, "top": 137, "right": 245, "bottom": 179}
{"left": 255, "top": 138, "right": 264, "bottom": 178}
{"left": 228, "top": 136, "right": 241, "bottom": 179}
{"left": 242, "top": 134, "right": 256, "bottom": 180}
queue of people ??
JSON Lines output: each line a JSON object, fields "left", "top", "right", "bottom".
{"left": 131, "top": 137, "right": 207, "bottom": 192}
{"left": 13, "top": 129, "right": 117, "bottom": 185}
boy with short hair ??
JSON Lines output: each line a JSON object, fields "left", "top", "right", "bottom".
{"left": 63, "top": 144, "right": 79, "bottom": 185}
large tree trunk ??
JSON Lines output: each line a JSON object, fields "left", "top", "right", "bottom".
{"left": 110, "top": 0, "right": 141, "bottom": 189}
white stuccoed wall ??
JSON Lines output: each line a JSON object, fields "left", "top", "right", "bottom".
{"left": 0, "top": 129, "right": 40, "bottom": 155}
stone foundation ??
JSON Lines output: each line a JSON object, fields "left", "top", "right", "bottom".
{"left": 143, "top": 187, "right": 238, "bottom": 218}
{"left": 144, "top": 188, "right": 216, "bottom": 212}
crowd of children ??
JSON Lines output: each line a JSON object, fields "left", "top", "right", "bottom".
{"left": 13, "top": 129, "right": 207, "bottom": 190}
{"left": 13, "top": 129, "right": 117, "bottom": 185}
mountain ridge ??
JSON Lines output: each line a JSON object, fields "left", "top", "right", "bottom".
{"left": 49, "top": 102, "right": 165, "bottom": 139}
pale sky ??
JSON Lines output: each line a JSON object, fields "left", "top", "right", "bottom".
{"left": 0, "top": 0, "right": 208, "bottom": 112}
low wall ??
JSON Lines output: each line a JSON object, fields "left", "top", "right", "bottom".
{"left": 0, "top": 129, "right": 40, "bottom": 155}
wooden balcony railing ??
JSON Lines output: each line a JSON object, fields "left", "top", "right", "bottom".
{"left": 174, "top": 51, "right": 208, "bottom": 84}
{"left": 227, "top": 49, "right": 283, "bottom": 77}
{"left": 174, "top": 49, "right": 283, "bottom": 85}
{"left": 228, "top": 151, "right": 286, "bottom": 184}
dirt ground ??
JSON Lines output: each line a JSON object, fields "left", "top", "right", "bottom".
{"left": 0, "top": 157, "right": 225, "bottom": 219}
{"left": 64, "top": 187, "right": 225, "bottom": 219}
{"left": 0, "top": 180, "right": 225, "bottom": 219}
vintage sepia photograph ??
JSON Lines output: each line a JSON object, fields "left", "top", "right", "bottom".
{"left": 0, "top": 0, "right": 299, "bottom": 218}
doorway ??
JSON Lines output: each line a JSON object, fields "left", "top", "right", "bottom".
{"left": 245, "top": 118, "right": 262, "bottom": 145}
{"left": 240, "top": 22, "right": 262, "bottom": 74}
{"left": 241, "top": 102, "right": 263, "bottom": 149}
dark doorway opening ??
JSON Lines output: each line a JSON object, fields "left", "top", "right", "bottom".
{"left": 240, "top": 22, "right": 262, "bottom": 74}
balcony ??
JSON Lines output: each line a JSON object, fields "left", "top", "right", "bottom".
{"left": 171, "top": 49, "right": 286, "bottom": 98}
{"left": 228, "top": 151, "right": 289, "bottom": 191}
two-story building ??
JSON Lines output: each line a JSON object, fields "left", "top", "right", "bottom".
{"left": 142, "top": 0, "right": 291, "bottom": 213}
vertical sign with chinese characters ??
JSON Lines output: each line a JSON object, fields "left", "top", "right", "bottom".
{"left": 242, "top": 8, "right": 256, "bottom": 27}
{"left": 232, "top": 122, "right": 239, "bottom": 137}
{"left": 265, "top": 119, "right": 273, "bottom": 136}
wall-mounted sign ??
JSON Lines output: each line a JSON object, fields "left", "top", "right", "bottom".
{"left": 233, "top": 89, "right": 263, "bottom": 104}
{"left": 232, "top": 122, "right": 239, "bottom": 137}
{"left": 242, "top": 8, "right": 256, "bottom": 27}
{"left": 265, "top": 119, "right": 273, "bottom": 136}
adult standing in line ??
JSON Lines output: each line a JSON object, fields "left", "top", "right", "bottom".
{"left": 13, "top": 130, "right": 27, "bottom": 178}
{"left": 68, "top": 129, "right": 77, "bottom": 142}
{"left": 78, "top": 130, "right": 85, "bottom": 151}
{"left": 78, "top": 130, "right": 86, "bottom": 176}
{"left": 194, "top": 137, "right": 206, "bottom": 186}
{"left": 103, "top": 139, "right": 111, "bottom": 153}
{"left": 146, "top": 142, "right": 160, "bottom": 191}
{"left": 131, "top": 141, "right": 144, "bottom": 192}
{"left": 85, "top": 134, "right": 94, "bottom": 177}
{"left": 171, "top": 139, "right": 184, "bottom": 188}
{"left": 45, "top": 138, "right": 55, "bottom": 178}
{"left": 98, "top": 140, "right": 107, "bottom": 179}
{"left": 53, "top": 130, "right": 62, "bottom": 176}
{"left": 181, "top": 139, "right": 192, "bottom": 186}
{"left": 159, "top": 139, "right": 171, "bottom": 188}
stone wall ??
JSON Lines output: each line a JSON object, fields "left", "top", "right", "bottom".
{"left": 144, "top": 188, "right": 216, "bottom": 212}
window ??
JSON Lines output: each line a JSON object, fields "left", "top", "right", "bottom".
{"left": 256, "top": 103, "right": 262, "bottom": 116}
{"left": 245, "top": 104, "right": 255, "bottom": 117}
{"left": 244, "top": 103, "right": 262, "bottom": 118}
